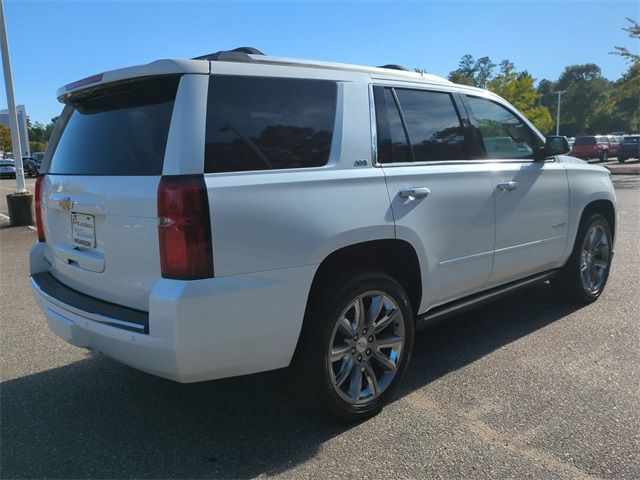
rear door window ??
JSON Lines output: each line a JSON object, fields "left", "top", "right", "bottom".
{"left": 394, "top": 89, "right": 467, "bottom": 161}
{"left": 204, "top": 76, "right": 337, "bottom": 173}
{"left": 47, "top": 76, "right": 179, "bottom": 175}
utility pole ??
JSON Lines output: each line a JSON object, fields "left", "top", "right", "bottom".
{"left": 0, "top": 0, "right": 34, "bottom": 225}
{"left": 554, "top": 90, "right": 567, "bottom": 136}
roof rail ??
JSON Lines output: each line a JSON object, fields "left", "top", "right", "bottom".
{"left": 193, "top": 47, "right": 265, "bottom": 62}
{"left": 377, "top": 64, "right": 409, "bottom": 71}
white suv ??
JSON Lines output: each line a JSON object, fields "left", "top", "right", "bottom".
{"left": 30, "top": 48, "right": 617, "bottom": 420}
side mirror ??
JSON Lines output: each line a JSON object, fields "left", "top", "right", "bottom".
{"left": 536, "top": 136, "right": 570, "bottom": 160}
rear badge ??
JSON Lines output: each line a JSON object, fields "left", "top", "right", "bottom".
{"left": 59, "top": 197, "right": 74, "bottom": 212}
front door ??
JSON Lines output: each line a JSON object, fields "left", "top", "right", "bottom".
{"left": 463, "top": 95, "right": 570, "bottom": 287}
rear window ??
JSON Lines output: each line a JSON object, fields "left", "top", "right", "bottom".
{"left": 574, "top": 137, "right": 596, "bottom": 145}
{"left": 47, "top": 76, "right": 179, "bottom": 175}
{"left": 204, "top": 75, "right": 337, "bottom": 173}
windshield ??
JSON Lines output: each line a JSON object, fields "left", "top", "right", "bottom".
{"left": 46, "top": 76, "right": 180, "bottom": 176}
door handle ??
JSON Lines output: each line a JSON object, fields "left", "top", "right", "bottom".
{"left": 496, "top": 181, "right": 518, "bottom": 192}
{"left": 399, "top": 187, "right": 431, "bottom": 200}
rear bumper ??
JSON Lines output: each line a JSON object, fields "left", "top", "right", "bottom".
{"left": 30, "top": 244, "right": 316, "bottom": 382}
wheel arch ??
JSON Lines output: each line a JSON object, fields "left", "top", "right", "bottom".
{"left": 580, "top": 198, "right": 616, "bottom": 243}
{"left": 302, "top": 239, "right": 423, "bottom": 329}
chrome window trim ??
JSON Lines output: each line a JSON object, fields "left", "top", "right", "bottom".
{"left": 368, "top": 83, "right": 378, "bottom": 167}
{"left": 367, "top": 82, "right": 556, "bottom": 168}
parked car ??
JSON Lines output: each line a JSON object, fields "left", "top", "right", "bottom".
{"left": 617, "top": 135, "right": 640, "bottom": 162}
{"left": 0, "top": 159, "right": 16, "bottom": 178}
{"left": 607, "top": 135, "right": 622, "bottom": 157}
{"left": 30, "top": 49, "right": 617, "bottom": 420}
{"left": 571, "top": 136, "right": 610, "bottom": 161}
{"left": 33, "top": 152, "right": 45, "bottom": 164}
{"left": 23, "top": 156, "right": 41, "bottom": 177}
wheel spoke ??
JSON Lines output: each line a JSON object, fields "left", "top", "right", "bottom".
{"left": 336, "top": 316, "right": 354, "bottom": 337}
{"left": 591, "top": 227, "right": 604, "bottom": 251}
{"left": 376, "top": 334, "right": 403, "bottom": 350}
{"left": 355, "top": 296, "right": 366, "bottom": 331}
{"left": 363, "top": 362, "right": 379, "bottom": 397}
{"left": 594, "top": 260, "right": 608, "bottom": 270}
{"left": 373, "top": 350, "right": 397, "bottom": 371}
{"left": 330, "top": 342, "right": 352, "bottom": 363}
{"left": 348, "top": 365, "right": 363, "bottom": 401}
{"left": 335, "top": 357, "right": 355, "bottom": 387}
{"left": 367, "top": 295, "right": 384, "bottom": 327}
{"left": 374, "top": 308, "right": 398, "bottom": 334}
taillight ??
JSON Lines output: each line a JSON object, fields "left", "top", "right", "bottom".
{"left": 157, "top": 175, "right": 213, "bottom": 280}
{"left": 35, "top": 175, "right": 45, "bottom": 242}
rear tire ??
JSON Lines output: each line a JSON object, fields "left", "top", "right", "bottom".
{"left": 552, "top": 213, "right": 612, "bottom": 304}
{"left": 618, "top": 157, "right": 626, "bottom": 163}
{"left": 292, "top": 270, "right": 415, "bottom": 421}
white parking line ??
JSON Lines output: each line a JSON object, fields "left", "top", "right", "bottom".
{"left": 0, "top": 212, "right": 9, "bottom": 220}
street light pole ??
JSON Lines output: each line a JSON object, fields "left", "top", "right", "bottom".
{"left": 554, "top": 90, "right": 567, "bottom": 136}
{"left": 0, "top": 0, "right": 34, "bottom": 226}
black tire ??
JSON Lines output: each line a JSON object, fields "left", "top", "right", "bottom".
{"left": 618, "top": 157, "right": 626, "bottom": 163}
{"left": 292, "top": 270, "right": 415, "bottom": 421}
{"left": 552, "top": 213, "right": 612, "bottom": 304}
{"left": 599, "top": 151, "right": 608, "bottom": 162}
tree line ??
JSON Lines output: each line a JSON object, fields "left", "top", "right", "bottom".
{"left": 440, "top": 18, "right": 639, "bottom": 137}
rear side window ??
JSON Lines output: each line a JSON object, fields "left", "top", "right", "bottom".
{"left": 394, "top": 89, "right": 467, "bottom": 161}
{"left": 205, "top": 76, "right": 337, "bottom": 173}
{"left": 466, "top": 96, "right": 538, "bottom": 159}
{"left": 623, "top": 136, "right": 639, "bottom": 144}
{"left": 375, "top": 86, "right": 467, "bottom": 163}
{"left": 48, "top": 76, "right": 179, "bottom": 175}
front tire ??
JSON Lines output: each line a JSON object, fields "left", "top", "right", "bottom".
{"left": 552, "top": 213, "right": 612, "bottom": 304}
{"left": 293, "top": 271, "right": 415, "bottom": 421}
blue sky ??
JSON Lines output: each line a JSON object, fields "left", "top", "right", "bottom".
{"left": 1, "top": 0, "right": 638, "bottom": 124}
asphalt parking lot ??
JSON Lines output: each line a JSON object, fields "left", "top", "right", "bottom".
{"left": 1, "top": 176, "right": 639, "bottom": 479}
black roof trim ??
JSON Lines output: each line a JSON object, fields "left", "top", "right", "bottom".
{"left": 377, "top": 64, "right": 409, "bottom": 71}
{"left": 193, "top": 47, "right": 265, "bottom": 62}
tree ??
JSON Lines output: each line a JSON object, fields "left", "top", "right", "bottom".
{"left": 448, "top": 54, "right": 481, "bottom": 87}
{"left": 30, "top": 140, "right": 47, "bottom": 153}
{"left": 551, "top": 64, "right": 612, "bottom": 135}
{"left": 611, "top": 17, "right": 640, "bottom": 63}
{"left": 0, "top": 124, "right": 11, "bottom": 153}
{"left": 488, "top": 60, "right": 554, "bottom": 133}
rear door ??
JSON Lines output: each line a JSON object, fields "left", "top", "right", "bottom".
{"left": 463, "top": 94, "right": 569, "bottom": 287}
{"left": 375, "top": 86, "right": 496, "bottom": 310}
{"left": 40, "top": 76, "right": 181, "bottom": 311}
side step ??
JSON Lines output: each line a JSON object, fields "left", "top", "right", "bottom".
{"left": 416, "top": 270, "right": 558, "bottom": 330}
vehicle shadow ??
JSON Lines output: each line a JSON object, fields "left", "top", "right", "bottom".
{"left": 1, "top": 283, "right": 581, "bottom": 479}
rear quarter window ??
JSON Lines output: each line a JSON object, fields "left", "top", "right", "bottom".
{"left": 46, "top": 76, "right": 179, "bottom": 176}
{"left": 204, "top": 75, "right": 337, "bottom": 173}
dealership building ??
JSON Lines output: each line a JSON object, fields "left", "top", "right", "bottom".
{"left": 0, "top": 105, "right": 30, "bottom": 157}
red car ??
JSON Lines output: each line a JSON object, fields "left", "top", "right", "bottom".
{"left": 571, "top": 136, "right": 610, "bottom": 161}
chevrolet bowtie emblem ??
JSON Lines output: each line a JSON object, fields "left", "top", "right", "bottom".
{"left": 59, "top": 198, "right": 73, "bottom": 212}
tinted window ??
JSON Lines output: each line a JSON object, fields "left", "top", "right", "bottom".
{"left": 205, "top": 76, "right": 336, "bottom": 173}
{"left": 467, "top": 96, "right": 537, "bottom": 159}
{"left": 395, "top": 89, "right": 467, "bottom": 161}
{"left": 574, "top": 137, "right": 596, "bottom": 145}
{"left": 623, "top": 136, "right": 639, "bottom": 144}
{"left": 48, "top": 76, "right": 179, "bottom": 175}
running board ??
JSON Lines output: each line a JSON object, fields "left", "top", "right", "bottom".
{"left": 416, "top": 270, "right": 559, "bottom": 330}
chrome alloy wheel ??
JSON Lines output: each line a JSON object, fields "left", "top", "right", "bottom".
{"left": 327, "top": 290, "right": 405, "bottom": 405}
{"left": 580, "top": 223, "right": 610, "bottom": 295}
